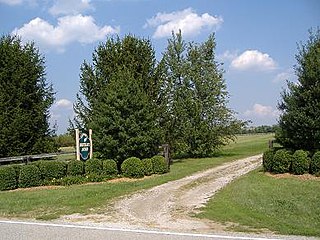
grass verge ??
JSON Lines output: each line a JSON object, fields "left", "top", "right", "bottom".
{"left": 0, "top": 134, "right": 272, "bottom": 220}
{"left": 197, "top": 168, "right": 320, "bottom": 237}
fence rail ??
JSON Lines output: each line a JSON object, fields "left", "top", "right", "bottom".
{"left": 0, "top": 152, "right": 75, "bottom": 164}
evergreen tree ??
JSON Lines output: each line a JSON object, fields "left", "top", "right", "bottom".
{"left": 159, "top": 32, "right": 243, "bottom": 157}
{"left": 276, "top": 28, "right": 320, "bottom": 152}
{"left": 74, "top": 35, "right": 160, "bottom": 163}
{"left": 0, "top": 35, "right": 56, "bottom": 157}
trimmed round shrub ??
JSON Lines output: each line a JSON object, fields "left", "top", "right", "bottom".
{"left": 0, "top": 166, "right": 18, "bottom": 191}
{"left": 85, "top": 159, "right": 103, "bottom": 175}
{"left": 291, "top": 150, "right": 310, "bottom": 175}
{"left": 262, "top": 149, "right": 275, "bottom": 172}
{"left": 30, "top": 160, "right": 45, "bottom": 179}
{"left": 102, "top": 159, "right": 118, "bottom": 176}
{"left": 121, "top": 157, "right": 144, "bottom": 178}
{"left": 67, "top": 160, "right": 84, "bottom": 176}
{"left": 272, "top": 149, "right": 292, "bottom": 174}
{"left": 19, "top": 165, "right": 42, "bottom": 188}
{"left": 37, "top": 161, "right": 67, "bottom": 180}
{"left": 310, "top": 151, "right": 320, "bottom": 174}
{"left": 151, "top": 155, "right": 168, "bottom": 174}
{"left": 142, "top": 158, "right": 153, "bottom": 176}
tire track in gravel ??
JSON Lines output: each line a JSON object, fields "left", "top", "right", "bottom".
{"left": 111, "top": 154, "right": 262, "bottom": 231}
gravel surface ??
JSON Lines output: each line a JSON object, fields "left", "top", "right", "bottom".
{"left": 57, "top": 155, "right": 318, "bottom": 239}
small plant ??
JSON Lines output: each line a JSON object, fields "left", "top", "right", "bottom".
{"left": 310, "top": 151, "right": 320, "bottom": 175}
{"left": 142, "top": 158, "right": 153, "bottom": 176}
{"left": 151, "top": 155, "right": 168, "bottom": 174}
{"left": 121, "top": 157, "right": 144, "bottom": 178}
{"left": 85, "top": 159, "right": 103, "bottom": 175}
{"left": 61, "top": 176, "right": 87, "bottom": 186}
{"left": 102, "top": 159, "right": 118, "bottom": 176}
{"left": 262, "top": 149, "right": 275, "bottom": 172}
{"left": 19, "top": 165, "right": 42, "bottom": 188}
{"left": 291, "top": 150, "right": 310, "bottom": 175}
{"left": 272, "top": 149, "right": 292, "bottom": 174}
{"left": 0, "top": 166, "right": 18, "bottom": 191}
{"left": 67, "top": 160, "right": 84, "bottom": 176}
{"left": 85, "top": 173, "right": 105, "bottom": 182}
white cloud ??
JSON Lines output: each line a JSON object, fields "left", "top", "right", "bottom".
{"left": 0, "top": 0, "right": 22, "bottom": 5}
{"left": 273, "top": 69, "right": 295, "bottom": 83}
{"left": 54, "top": 99, "right": 73, "bottom": 109}
{"left": 12, "top": 14, "right": 120, "bottom": 52}
{"left": 244, "top": 103, "right": 279, "bottom": 118}
{"left": 144, "top": 8, "right": 223, "bottom": 38}
{"left": 217, "top": 50, "right": 238, "bottom": 62}
{"left": 230, "top": 50, "right": 277, "bottom": 71}
{"left": 49, "top": 0, "right": 94, "bottom": 16}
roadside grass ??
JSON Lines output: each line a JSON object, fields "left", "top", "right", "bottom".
{"left": 0, "top": 134, "right": 272, "bottom": 220}
{"left": 197, "top": 168, "right": 320, "bottom": 237}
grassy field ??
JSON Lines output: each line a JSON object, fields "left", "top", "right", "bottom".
{"left": 198, "top": 168, "right": 320, "bottom": 237}
{"left": 0, "top": 134, "right": 272, "bottom": 220}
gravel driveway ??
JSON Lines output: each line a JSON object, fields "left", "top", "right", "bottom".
{"left": 57, "top": 154, "right": 319, "bottom": 239}
{"left": 60, "top": 155, "right": 263, "bottom": 232}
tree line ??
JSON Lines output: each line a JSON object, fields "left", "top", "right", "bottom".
{"left": 1, "top": 28, "right": 319, "bottom": 160}
{"left": 73, "top": 32, "right": 244, "bottom": 163}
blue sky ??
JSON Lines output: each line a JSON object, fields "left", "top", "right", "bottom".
{"left": 1, "top": 0, "right": 319, "bottom": 134}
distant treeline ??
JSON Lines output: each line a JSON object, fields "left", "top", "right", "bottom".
{"left": 238, "top": 125, "right": 279, "bottom": 134}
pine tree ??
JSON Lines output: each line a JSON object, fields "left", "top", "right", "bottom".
{"left": 74, "top": 35, "right": 160, "bottom": 163}
{"left": 0, "top": 35, "right": 56, "bottom": 157}
{"left": 276, "top": 28, "right": 320, "bottom": 152}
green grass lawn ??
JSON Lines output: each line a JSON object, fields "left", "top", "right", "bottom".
{"left": 198, "top": 168, "right": 320, "bottom": 237}
{"left": 0, "top": 134, "right": 272, "bottom": 220}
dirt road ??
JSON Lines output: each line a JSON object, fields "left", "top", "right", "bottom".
{"left": 61, "top": 154, "right": 263, "bottom": 233}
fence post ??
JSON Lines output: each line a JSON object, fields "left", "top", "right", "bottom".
{"left": 75, "top": 129, "right": 80, "bottom": 160}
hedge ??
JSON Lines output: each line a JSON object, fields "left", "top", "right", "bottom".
{"left": 310, "top": 151, "right": 320, "bottom": 174}
{"left": 121, "top": 157, "right": 144, "bottom": 178}
{"left": 151, "top": 155, "right": 168, "bottom": 174}
{"left": 262, "top": 149, "right": 274, "bottom": 172}
{"left": 85, "top": 159, "right": 103, "bottom": 175}
{"left": 19, "top": 165, "right": 42, "bottom": 188}
{"left": 0, "top": 166, "right": 18, "bottom": 191}
{"left": 102, "top": 159, "right": 118, "bottom": 176}
{"left": 36, "top": 161, "right": 67, "bottom": 180}
{"left": 272, "top": 149, "right": 292, "bottom": 174}
{"left": 291, "top": 150, "right": 310, "bottom": 175}
{"left": 142, "top": 158, "right": 153, "bottom": 176}
{"left": 67, "top": 160, "right": 84, "bottom": 176}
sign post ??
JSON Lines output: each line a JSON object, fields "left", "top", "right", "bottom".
{"left": 75, "top": 129, "right": 93, "bottom": 161}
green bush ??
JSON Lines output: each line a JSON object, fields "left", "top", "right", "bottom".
{"left": 151, "top": 155, "right": 168, "bottom": 174}
{"left": 19, "top": 165, "right": 42, "bottom": 188}
{"left": 67, "top": 160, "right": 84, "bottom": 176}
{"left": 291, "top": 150, "right": 310, "bottom": 175}
{"left": 85, "top": 173, "right": 105, "bottom": 182}
{"left": 36, "top": 161, "right": 67, "bottom": 180}
{"left": 85, "top": 159, "right": 103, "bottom": 175}
{"left": 60, "top": 176, "right": 87, "bottom": 186}
{"left": 262, "top": 149, "right": 275, "bottom": 172}
{"left": 0, "top": 166, "right": 18, "bottom": 191}
{"left": 102, "top": 159, "right": 118, "bottom": 176}
{"left": 272, "top": 149, "right": 292, "bottom": 174}
{"left": 310, "top": 151, "right": 320, "bottom": 174}
{"left": 121, "top": 157, "right": 144, "bottom": 178}
{"left": 142, "top": 158, "right": 153, "bottom": 176}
